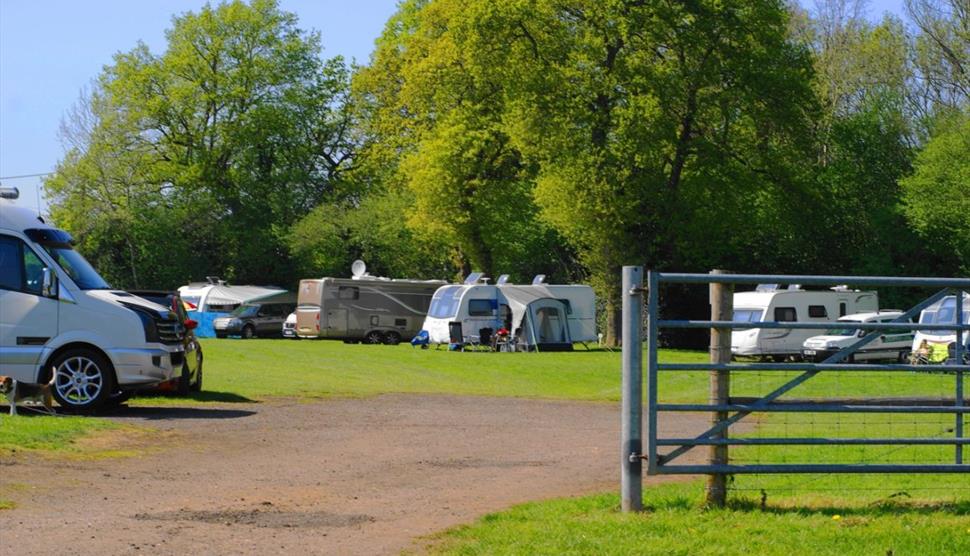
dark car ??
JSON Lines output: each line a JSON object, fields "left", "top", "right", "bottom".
{"left": 128, "top": 290, "right": 203, "bottom": 395}
{"left": 213, "top": 301, "right": 295, "bottom": 339}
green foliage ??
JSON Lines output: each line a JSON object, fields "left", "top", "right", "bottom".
{"left": 45, "top": 0, "right": 354, "bottom": 289}
{"left": 901, "top": 110, "right": 970, "bottom": 272}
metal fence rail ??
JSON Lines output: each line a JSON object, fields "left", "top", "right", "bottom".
{"left": 620, "top": 268, "right": 970, "bottom": 511}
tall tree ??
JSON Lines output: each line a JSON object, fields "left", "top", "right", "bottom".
{"left": 46, "top": 0, "right": 354, "bottom": 289}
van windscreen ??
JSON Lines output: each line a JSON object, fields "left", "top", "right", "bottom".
{"left": 40, "top": 243, "right": 111, "bottom": 290}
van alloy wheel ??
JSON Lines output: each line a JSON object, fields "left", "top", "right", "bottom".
{"left": 364, "top": 331, "right": 385, "bottom": 344}
{"left": 51, "top": 349, "right": 114, "bottom": 411}
{"left": 383, "top": 332, "right": 401, "bottom": 345}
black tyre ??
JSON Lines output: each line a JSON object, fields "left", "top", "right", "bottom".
{"left": 364, "top": 330, "right": 385, "bottom": 344}
{"left": 50, "top": 349, "right": 115, "bottom": 412}
{"left": 898, "top": 351, "right": 910, "bottom": 363}
{"left": 191, "top": 357, "right": 203, "bottom": 392}
{"left": 383, "top": 331, "right": 402, "bottom": 345}
{"left": 105, "top": 390, "right": 133, "bottom": 407}
{"left": 176, "top": 362, "right": 191, "bottom": 396}
{"left": 242, "top": 325, "right": 256, "bottom": 339}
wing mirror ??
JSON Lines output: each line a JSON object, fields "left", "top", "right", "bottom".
{"left": 41, "top": 267, "right": 57, "bottom": 298}
{"left": 184, "top": 319, "right": 198, "bottom": 330}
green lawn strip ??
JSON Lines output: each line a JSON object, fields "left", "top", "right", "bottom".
{"left": 132, "top": 340, "right": 710, "bottom": 404}
{"left": 430, "top": 483, "right": 970, "bottom": 556}
{"left": 0, "top": 414, "right": 119, "bottom": 455}
{"left": 0, "top": 500, "right": 15, "bottom": 510}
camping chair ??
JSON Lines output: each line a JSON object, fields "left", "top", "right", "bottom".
{"left": 910, "top": 341, "right": 951, "bottom": 365}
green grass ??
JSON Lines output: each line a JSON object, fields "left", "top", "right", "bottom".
{"left": 0, "top": 414, "right": 119, "bottom": 455}
{"left": 136, "top": 339, "right": 710, "bottom": 404}
{"left": 430, "top": 484, "right": 970, "bottom": 555}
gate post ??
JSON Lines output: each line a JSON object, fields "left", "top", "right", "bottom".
{"left": 621, "top": 266, "right": 643, "bottom": 512}
{"left": 706, "top": 269, "right": 733, "bottom": 507}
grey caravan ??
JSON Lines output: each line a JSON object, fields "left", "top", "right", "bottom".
{"left": 295, "top": 271, "right": 445, "bottom": 344}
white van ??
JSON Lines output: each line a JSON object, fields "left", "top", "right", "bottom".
{"left": 731, "top": 285, "right": 878, "bottom": 360}
{"left": 802, "top": 311, "right": 914, "bottom": 362}
{"left": 0, "top": 187, "right": 183, "bottom": 411}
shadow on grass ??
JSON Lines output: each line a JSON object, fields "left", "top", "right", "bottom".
{"left": 643, "top": 494, "right": 970, "bottom": 517}
{"left": 98, "top": 405, "right": 257, "bottom": 420}
{"left": 724, "top": 495, "right": 970, "bottom": 517}
{"left": 133, "top": 390, "right": 256, "bottom": 403}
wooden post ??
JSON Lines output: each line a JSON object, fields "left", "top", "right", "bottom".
{"left": 706, "top": 269, "right": 732, "bottom": 507}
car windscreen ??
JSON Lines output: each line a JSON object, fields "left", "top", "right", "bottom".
{"left": 230, "top": 304, "right": 260, "bottom": 318}
{"left": 428, "top": 286, "right": 463, "bottom": 319}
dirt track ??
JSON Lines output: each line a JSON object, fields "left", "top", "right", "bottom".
{"left": 0, "top": 395, "right": 709, "bottom": 555}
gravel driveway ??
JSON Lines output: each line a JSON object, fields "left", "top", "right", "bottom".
{"left": 0, "top": 395, "right": 709, "bottom": 555}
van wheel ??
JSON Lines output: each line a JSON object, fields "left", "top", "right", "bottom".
{"left": 364, "top": 331, "right": 385, "bottom": 344}
{"left": 898, "top": 351, "right": 910, "bottom": 363}
{"left": 383, "top": 332, "right": 402, "bottom": 345}
{"left": 51, "top": 349, "right": 115, "bottom": 412}
{"left": 242, "top": 325, "right": 256, "bottom": 339}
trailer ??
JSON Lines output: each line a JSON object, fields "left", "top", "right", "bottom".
{"left": 731, "top": 284, "right": 878, "bottom": 360}
{"left": 422, "top": 274, "right": 597, "bottom": 351}
{"left": 295, "top": 262, "right": 445, "bottom": 344}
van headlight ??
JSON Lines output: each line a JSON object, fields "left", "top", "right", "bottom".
{"left": 120, "top": 302, "right": 161, "bottom": 343}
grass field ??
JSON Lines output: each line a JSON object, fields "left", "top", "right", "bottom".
{"left": 0, "top": 413, "right": 119, "bottom": 455}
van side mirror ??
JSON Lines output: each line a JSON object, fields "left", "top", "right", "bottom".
{"left": 41, "top": 268, "right": 57, "bottom": 298}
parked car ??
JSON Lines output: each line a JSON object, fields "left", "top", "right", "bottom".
{"left": 802, "top": 311, "right": 913, "bottom": 363}
{"left": 128, "top": 290, "right": 203, "bottom": 395}
{"left": 283, "top": 311, "right": 298, "bottom": 339}
{"left": 213, "top": 301, "right": 295, "bottom": 338}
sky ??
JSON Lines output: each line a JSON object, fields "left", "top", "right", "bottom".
{"left": 1, "top": 0, "right": 906, "bottom": 213}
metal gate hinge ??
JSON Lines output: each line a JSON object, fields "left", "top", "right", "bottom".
{"left": 629, "top": 287, "right": 646, "bottom": 296}
{"left": 628, "top": 452, "right": 643, "bottom": 462}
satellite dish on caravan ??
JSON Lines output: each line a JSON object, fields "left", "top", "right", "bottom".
{"left": 351, "top": 259, "right": 367, "bottom": 278}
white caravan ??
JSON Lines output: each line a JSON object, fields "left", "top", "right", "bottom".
{"left": 911, "top": 292, "right": 970, "bottom": 355}
{"left": 422, "top": 274, "right": 597, "bottom": 351}
{"left": 731, "top": 284, "right": 878, "bottom": 360}
{"left": 802, "top": 311, "right": 914, "bottom": 363}
{"left": 0, "top": 187, "right": 182, "bottom": 411}
{"left": 295, "top": 261, "right": 446, "bottom": 344}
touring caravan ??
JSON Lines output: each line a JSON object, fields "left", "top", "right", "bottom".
{"left": 731, "top": 284, "right": 878, "bottom": 360}
{"left": 422, "top": 274, "right": 597, "bottom": 351}
{"left": 295, "top": 261, "right": 445, "bottom": 344}
{"left": 911, "top": 292, "right": 970, "bottom": 357}
{"left": 0, "top": 186, "right": 182, "bottom": 411}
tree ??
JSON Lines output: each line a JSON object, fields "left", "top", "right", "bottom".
{"left": 350, "top": 0, "right": 579, "bottom": 283}
{"left": 901, "top": 110, "right": 970, "bottom": 273}
{"left": 45, "top": 0, "right": 354, "bottom": 289}
{"left": 446, "top": 0, "right": 819, "bottom": 342}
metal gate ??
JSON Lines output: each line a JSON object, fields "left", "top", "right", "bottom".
{"left": 620, "top": 268, "right": 970, "bottom": 511}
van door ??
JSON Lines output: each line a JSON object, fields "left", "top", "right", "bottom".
{"left": 0, "top": 235, "right": 59, "bottom": 382}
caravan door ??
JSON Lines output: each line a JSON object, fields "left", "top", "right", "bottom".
{"left": 325, "top": 308, "right": 348, "bottom": 337}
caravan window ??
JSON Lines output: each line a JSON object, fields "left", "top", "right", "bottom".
{"left": 774, "top": 307, "right": 797, "bottom": 322}
{"left": 428, "top": 286, "right": 463, "bottom": 319}
{"left": 732, "top": 309, "right": 763, "bottom": 323}
{"left": 338, "top": 286, "right": 359, "bottom": 300}
{"left": 468, "top": 299, "right": 495, "bottom": 317}
{"left": 808, "top": 305, "right": 827, "bottom": 318}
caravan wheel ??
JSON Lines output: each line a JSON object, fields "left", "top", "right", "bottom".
{"left": 364, "top": 331, "right": 385, "bottom": 344}
{"left": 383, "top": 332, "right": 401, "bottom": 345}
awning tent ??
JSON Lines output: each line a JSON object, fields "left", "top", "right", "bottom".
{"left": 501, "top": 286, "right": 573, "bottom": 351}
{"left": 199, "top": 285, "right": 289, "bottom": 308}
